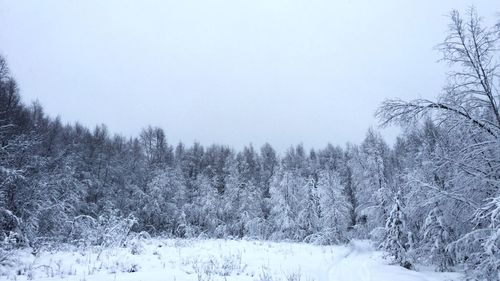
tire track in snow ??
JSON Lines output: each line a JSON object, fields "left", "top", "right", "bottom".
{"left": 324, "top": 241, "right": 453, "bottom": 281}
{"left": 326, "top": 241, "right": 373, "bottom": 281}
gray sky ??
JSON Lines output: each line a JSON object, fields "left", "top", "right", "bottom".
{"left": 0, "top": 1, "right": 498, "bottom": 151}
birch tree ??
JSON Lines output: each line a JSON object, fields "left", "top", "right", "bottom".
{"left": 377, "top": 8, "right": 500, "bottom": 279}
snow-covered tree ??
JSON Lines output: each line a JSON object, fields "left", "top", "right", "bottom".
{"left": 269, "top": 169, "right": 305, "bottom": 240}
{"left": 377, "top": 8, "right": 500, "bottom": 279}
{"left": 316, "top": 170, "right": 350, "bottom": 244}
{"left": 476, "top": 196, "right": 500, "bottom": 280}
{"left": 223, "top": 151, "right": 262, "bottom": 238}
{"left": 136, "top": 168, "right": 184, "bottom": 234}
{"left": 382, "top": 192, "right": 411, "bottom": 269}
{"left": 260, "top": 143, "right": 278, "bottom": 219}
{"left": 348, "top": 130, "right": 392, "bottom": 235}
{"left": 421, "top": 207, "right": 453, "bottom": 271}
{"left": 297, "top": 177, "right": 320, "bottom": 240}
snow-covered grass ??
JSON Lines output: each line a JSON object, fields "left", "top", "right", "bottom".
{"left": 0, "top": 239, "right": 461, "bottom": 281}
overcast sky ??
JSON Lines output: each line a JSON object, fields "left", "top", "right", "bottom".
{"left": 0, "top": 1, "right": 498, "bottom": 151}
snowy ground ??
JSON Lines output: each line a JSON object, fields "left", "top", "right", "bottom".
{"left": 1, "top": 239, "right": 460, "bottom": 281}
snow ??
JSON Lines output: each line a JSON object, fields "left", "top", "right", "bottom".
{"left": 1, "top": 239, "right": 461, "bottom": 281}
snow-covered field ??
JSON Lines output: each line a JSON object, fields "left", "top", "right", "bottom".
{"left": 1, "top": 239, "right": 460, "bottom": 281}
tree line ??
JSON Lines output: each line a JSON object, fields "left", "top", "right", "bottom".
{"left": 0, "top": 8, "right": 498, "bottom": 281}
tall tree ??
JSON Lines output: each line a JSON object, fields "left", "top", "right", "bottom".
{"left": 377, "top": 8, "right": 500, "bottom": 279}
{"left": 317, "top": 170, "right": 351, "bottom": 244}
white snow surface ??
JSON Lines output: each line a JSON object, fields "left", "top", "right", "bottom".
{"left": 1, "top": 239, "right": 461, "bottom": 281}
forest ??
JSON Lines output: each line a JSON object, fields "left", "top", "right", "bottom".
{"left": 0, "top": 8, "right": 499, "bottom": 281}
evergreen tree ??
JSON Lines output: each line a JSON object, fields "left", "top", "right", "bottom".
{"left": 382, "top": 191, "right": 411, "bottom": 269}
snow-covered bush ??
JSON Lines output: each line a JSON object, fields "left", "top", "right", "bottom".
{"left": 369, "top": 227, "right": 386, "bottom": 244}
{"left": 125, "top": 231, "right": 151, "bottom": 255}
{"left": 69, "top": 211, "right": 137, "bottom": 247}
{"left": 245, "top": 218, "right": 272, "bottom": 240}
{"left": 0, "top": 208, "right": 26, "bottom": 248}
